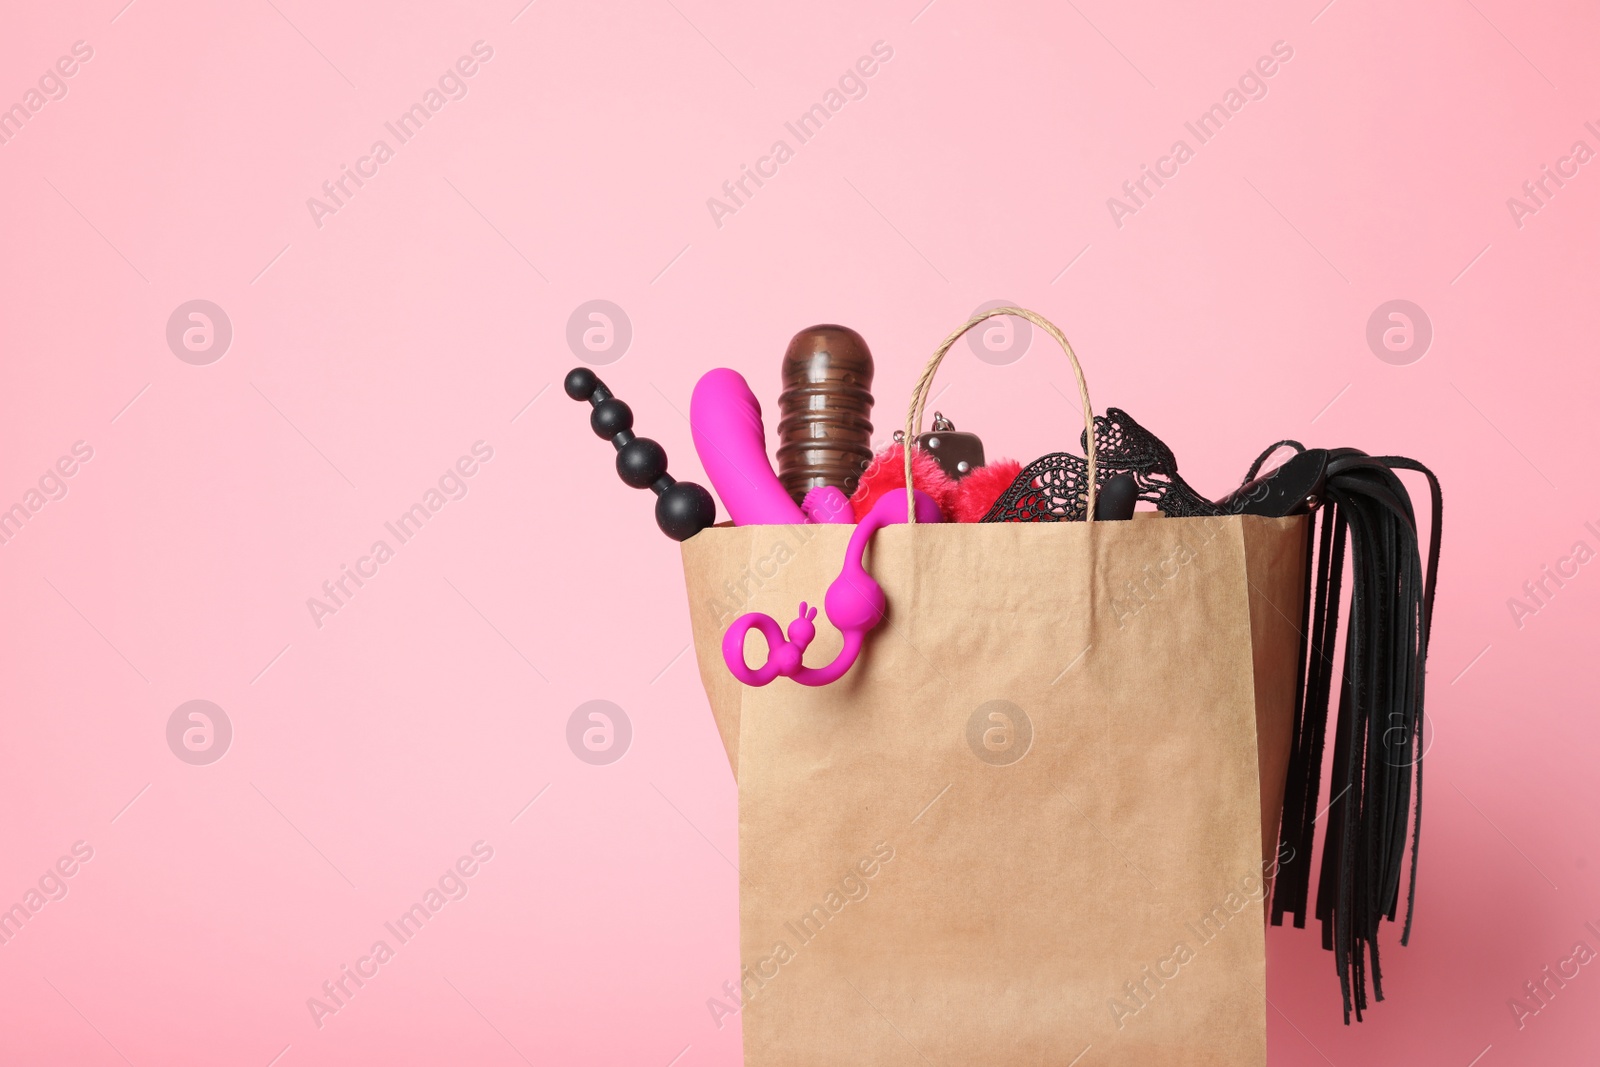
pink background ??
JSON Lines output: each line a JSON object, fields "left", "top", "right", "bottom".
{"left": 2, "top": 0, "right": 1597, "bottom": 1063}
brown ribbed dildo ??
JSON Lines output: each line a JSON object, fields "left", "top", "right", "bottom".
{"left": 775, "top": 325, "right": 875, "bottom": 503}
{"left": 564, "top": 367, "right": 717, "bottom": 541}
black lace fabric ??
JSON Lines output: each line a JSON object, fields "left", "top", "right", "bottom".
{"left": 980, "top": 407, "right": 1227, "bottom": 521}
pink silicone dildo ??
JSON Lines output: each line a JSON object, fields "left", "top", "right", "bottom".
{"left": 690, "top": 369, "right": 806, "bottom": 526}
{"left": 722, "top": 489, "right": 943, "bottom": 686}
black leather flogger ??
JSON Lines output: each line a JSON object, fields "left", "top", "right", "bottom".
{"left": 983, "top": 411, "right": 1442, "bottom": 1023}
{"left": 1269, "top": 447, "right": 1441, "bottom": 1023}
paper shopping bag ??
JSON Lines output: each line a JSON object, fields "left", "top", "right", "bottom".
{"left": 680, "top": 311, "right": 1306, "bottom": 1066}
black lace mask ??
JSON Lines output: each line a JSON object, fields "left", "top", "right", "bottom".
{"left": 981, "top": 407, "right": 1322, "bottom": 521}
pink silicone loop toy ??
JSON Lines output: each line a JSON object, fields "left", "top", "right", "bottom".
{"left": 721, "top": 488, "right": 942, "bottom": 686}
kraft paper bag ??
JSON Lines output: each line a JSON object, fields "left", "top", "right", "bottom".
{"left": 679, "top": 310, "right": 1306, "bottom": 1066}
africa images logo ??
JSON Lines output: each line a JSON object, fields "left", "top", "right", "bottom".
{"left": 705, "top": 41, "right": 894, "bottom": 228}
{"left": 306, "top": 42, "right": 495, "bottom": 229}
{"left": 1105, "top": 40, "right": 1294, "bottom": 228}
